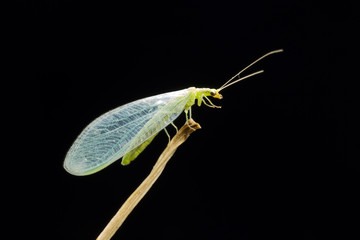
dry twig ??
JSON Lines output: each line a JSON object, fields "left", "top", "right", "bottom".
{"left": 97, "top": 119, "right": 201, "bottom": 240}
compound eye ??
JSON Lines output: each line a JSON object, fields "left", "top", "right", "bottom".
{"left": 210, "top": 90, "right": 216, "bottom": 96}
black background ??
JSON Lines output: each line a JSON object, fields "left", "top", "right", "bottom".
{"left": 12, "top": 0, "right": 355, "bottom": 239}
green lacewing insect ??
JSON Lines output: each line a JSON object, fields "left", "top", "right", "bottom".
{"left": 64, "top": 49, "right": 283, "bottom": 176}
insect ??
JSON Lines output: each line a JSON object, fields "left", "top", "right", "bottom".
{"left": 64, "top": 49, "right": 283, "bottom": 176}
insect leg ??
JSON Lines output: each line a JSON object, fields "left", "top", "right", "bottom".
{"left": 170, "top": 121, "right": 178, "bottom": 133}
{"left": 203, "top": 95, "right": 221, "bottom": 108}
{"left": 201, "top": 95, "right": 213, "bottom": 108}
{"left": 163, "top": 127, "right": 171, "bottom": 143}
{"left": 184, "top": 106, "right": 192, "bottom": 126}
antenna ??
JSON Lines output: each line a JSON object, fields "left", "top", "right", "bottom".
{"left": 218, "top": 49, "right": 283, "bottom": 91}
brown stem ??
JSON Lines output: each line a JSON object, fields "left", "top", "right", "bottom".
{"left": 97, "top": 119, "right": 201, "bottom": 240}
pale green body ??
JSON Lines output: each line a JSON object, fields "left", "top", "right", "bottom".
{"left": 64, "top": 87, "right": 221, "bottom": 176}
{"left": 122, "top": 87, "right": 221, "bottom": 165}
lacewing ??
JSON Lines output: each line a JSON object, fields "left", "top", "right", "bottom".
{"left": 64, "top": 49, "right": 283, "bottom": 176}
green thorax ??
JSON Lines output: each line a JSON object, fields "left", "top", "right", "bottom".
{"left": 184, "top": 87, "right": 222, "bottom": 111}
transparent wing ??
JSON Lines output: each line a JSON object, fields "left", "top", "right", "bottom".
{"left": 64, "top": 89, "right": 191, "bottom": 176}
